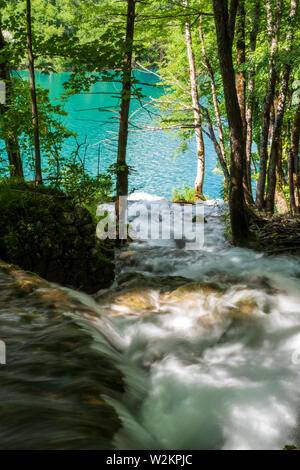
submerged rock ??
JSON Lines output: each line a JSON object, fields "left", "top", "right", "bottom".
{"left": 118, "top": 251, "right": 137, "bottom": 260}
{"left": 228, "top": 296, "right": 259, "bottom": 319}
{"left": 96, "top": 276, "right": 224, "bottom": 317}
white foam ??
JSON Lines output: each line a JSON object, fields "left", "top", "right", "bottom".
{"left": 93, "top": 195, "right": 300, "bottom": 450}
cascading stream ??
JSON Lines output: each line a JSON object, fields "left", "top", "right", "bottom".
{"left": 96, "top": 193, "right": 300, "bottom": 450}
{"left": 0, "top": 193, "right": 300, "bottom": 450}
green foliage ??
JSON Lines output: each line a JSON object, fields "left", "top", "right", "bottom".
{"left": 0, "top": 76, "right": 74, "bottom": 177}
{"left": 1, "top": 0, "right": 299, "bottom": 217}
{"left": 0, "top": 179, "right": 66, "bottom": 264}
{"left": 0, "top": 74, "right": 114, "bottom": 212}
{"left": 57, "top": 160, "right": 114, "bottom": 214}
{"left": 171, "top": 183, "right": 195, "bottom": 203}
{"left": 221, "top": 210, "right": 232, "bottom": 242}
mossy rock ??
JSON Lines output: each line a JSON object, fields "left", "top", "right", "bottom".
{"left": 112, "top": 289, "right": 155, "bottom": 312}
{"left": 0, "top": 182, "right": 114, "bottom": 294}
{"left": 96, "top": 286, "right": 159, "bottom": 316}
{"left": 228, "top": 296, "right": 259, "bottom": 319}
{"left": 165, "top": 282, "right": 223, "bottom": 301}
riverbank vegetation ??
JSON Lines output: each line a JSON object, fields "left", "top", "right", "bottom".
{"left": 0, "top": 0, "right": 299, "bottom": 249}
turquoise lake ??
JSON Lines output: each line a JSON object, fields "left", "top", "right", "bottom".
{"left": 15, "top": 71, "right": 223, "bottom": 199}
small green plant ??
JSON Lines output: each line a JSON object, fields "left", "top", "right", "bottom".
{"left": 56, "top": 160, "right": 113, "bottom": 212}
{"left": 171, "top": 183, "right": 195, "bottom": 203}
{"left": 221, "top": 211, "right": 232, "bottom": 241}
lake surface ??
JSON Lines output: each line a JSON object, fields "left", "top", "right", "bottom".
{"left": 15, "top": 71, "right": 223, "bottom": 199}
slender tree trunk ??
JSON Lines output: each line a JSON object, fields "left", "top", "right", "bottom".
{"left": 115, "top": 0, "right": 136, "bottom": 240}
{"left": 236, "top": 0, "right": 253, "bottom": 204}
{"left": 5, "top": 135, "right": 23, "bottom": 178}
{"left": 26, "top": 0, "right": 42, "bottom": 184}
{"left": 116, "top": 0, "right": 135, "bottom": 198}
{"left": 235, "top": 0, "right": 246, "bottom": 136}
{"left": 265, "top": 0, "right": 298, "bottom": 213}
{"left": 184, "top": 0, "right": 205, "bottom": 199}
{"left": 256, "top": 0, "right": 282, "bottom": 209}
{"left": 274, "top": 138, "right": 289, "bottom": 212}
{"left": 265, "top": 67, "right": 291, "bottom": 212}
{"left": 198, "top": 14, "right": 229, "bottom": 182}
{"left": 245, "top": 1, "right": 260, "bottom": 200}
{"left": 288, "top": 102, "right": 300, "bottom": 215}
{"left": 0, "top": 24, "right": 23, "bottom": 178}
{"left": 212, "top": 0, "right": 249, "bottom": 244}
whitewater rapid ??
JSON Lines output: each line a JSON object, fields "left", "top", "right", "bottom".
{"left": 97, "top": 192, "right": 300, "bottom": 450}
{"left": 1, "top": 192, "right": 300, "bottom": 450}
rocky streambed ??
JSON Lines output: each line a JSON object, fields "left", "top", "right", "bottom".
{"left": 1, "top": 193, "right": 300, "bottom": 450}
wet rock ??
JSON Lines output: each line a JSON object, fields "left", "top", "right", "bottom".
{"left": 96, "top": 278, "right": 225, "bottom": 318}
{"left": 196, "top": 313, "right": 216, "bottom": 329}
{"left": 228, "top": 296, "right": 259, "bottom": 319}
{"left": 111, "top": 289, "right": 155, "bottom": 312}
{"left": 247, "top": 275, "right": 277, "bottom": 293}
{"left": 192, "top": 215, "right": 207, "bottom": 223}
{"left": 114, "top": 272, "right": 189, "bottom": 292}
{"left": 164, "top": 282, "right": 223, "bottom": 301}
{"left": 119, "top": 251, "right": 137, "bottom": 260}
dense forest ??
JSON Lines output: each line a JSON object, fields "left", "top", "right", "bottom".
{"left": 0, "top": 0, "right": 300, "bottom": 453}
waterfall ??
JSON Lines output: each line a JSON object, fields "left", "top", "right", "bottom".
{"left": 1, "top": 193, "right": 300, "bottom": 449}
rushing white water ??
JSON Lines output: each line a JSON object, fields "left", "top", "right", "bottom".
{"left": 96, "top": 193, "right": 300, "bottom": 450}
{"left": 1, "top": 193, "right": 299, "bottom": 450}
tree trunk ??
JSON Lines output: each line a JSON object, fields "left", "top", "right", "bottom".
{"left": 116, "top": 0, "right": 135, "bottom": 198}
{"left": 5, "top": 135, "right": 23, "bottom": 178}
{"left": 274, "top": 138, "right": 289, "bottom": 213}
{"left": 115, "top": 0, "right": 136, "bottom": 240}
{"left": 288, "top": 103, "right": 300, "bottom": 215}
{"left": 235, "top": 1, "right": 246, "bottom": 136}
{"left": 184, "top": 0, "right": 205, "bottom": 199}
{"left": 236, "top": 0, "right": 253, "bottom": 204}
{"left": 265, "top": 66, "right": 291, "bottom": 212}
{"left": 198, "top": 14, "right": 229, "bottom": 183}
{"left": 0, "top": 24, "right": 23, "bottom": 178}
{"left": 212, "top": 0, "right": 249, "bottom": 244}
{"left": 265, "top": 0, "right": 297, "bottom": 213}
{"left": 256, "top": 0, "right": 282, "bottom": 209}
{"left": 26, "top": 0, "right": 42, "bottom": 184}
{"left": 245, "top": 1, "right": 260, "bottom": 201}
